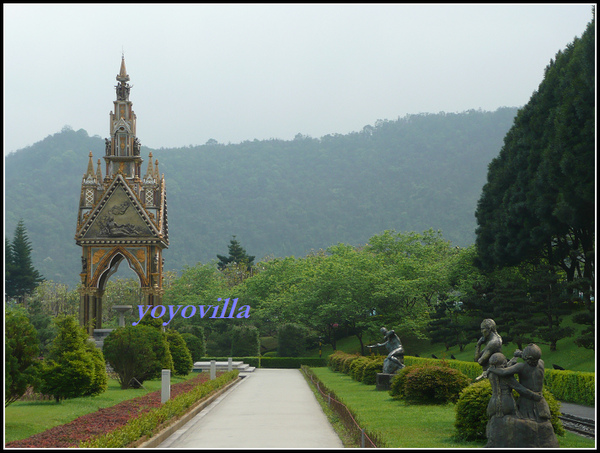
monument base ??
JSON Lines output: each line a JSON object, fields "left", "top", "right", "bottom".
{"left": 486, "top": 415, "right": 559, "bottom": 448}
{"left": 376, "top": 373, "right": 394, "bottom": 391}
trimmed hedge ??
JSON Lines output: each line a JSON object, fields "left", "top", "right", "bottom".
{"left": 327, "top": 351, "right": 386, "bottom": 385}
{"left": 390, "top": 364, "right": 471, "bottom": 404}
{"left": 80, "top": 371, "right": 239, "bottom": 448}
{"left": 198, "top": 357, "right": 327, "bottom": 368}
{"left": 404, "top": 356, "right": 594, "bottom": 406}
{"left": 543, "top": 369, "right": 595, "bottom": 406}
{"left": 405, "top": 356, "right": 482, "bottom": 381}
{"left": 330, "top": 351, "right": 594, "bottom": 405}
{"left": 361, "top": 357, "right": 385, "bottom": 385}
{"left": 349, "top": 357, "right": 372, "bottom": 381}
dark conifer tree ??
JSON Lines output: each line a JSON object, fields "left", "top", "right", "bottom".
{"left": 216, "top": 235, "right": 255, "bottom": 270}
{"left": 5, "top": 220, "right": 44, "bottom": 301}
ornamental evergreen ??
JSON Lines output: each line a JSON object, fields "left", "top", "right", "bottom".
{"left": 5, "top": 306, "right": 41, "bottom": 406}
{"left": 5, "top": 220, "right": 44, "bottom": 301}
{"left": 37, "top": 315, "right": 107, "bottom": 402}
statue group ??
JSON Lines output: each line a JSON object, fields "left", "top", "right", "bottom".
{"left": 475, "top": 319, "right": 559, "bottom": 448}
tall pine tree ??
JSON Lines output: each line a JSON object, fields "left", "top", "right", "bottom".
{"left": 216, "top": 235, "right": 255, "bottom": 270}
{"left": 5, "top": 220, "right": 44, "bottom": 302}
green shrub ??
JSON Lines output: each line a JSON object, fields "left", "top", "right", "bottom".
{"left": 259, "top": 357, "right": 326, "bottom": 368}
{"left": 103, "top": 325, "right": 173, "bottom": 389}
{"left": 403, "top": 356, "right": 595, "bottom": 406}
{"left": 80, "top": 370, "right": 239, "bottom": 448}
{"left": 36, "top": 316, "right": 107, "bottom": 402}
{"left": 195, "top": 356, "right": 326, "bottom": 368}
{"left": 180, "top": 332, "right": 206, "bottom": 362}
{"left": 39, "top": 350, "right": 95, "bottom": 403}
{"left": 328, "top": 351, "right": 352, "bottom": 372}
{"left": 405, "top": 356, "right": 482, "bottom": 380}
{"left": 262, "top": 351, "right": 278, "bottom": 357}
{"left": 454, "top": 379, "right": 565, "bottom": 441}
{"left": 361, "top": 356, "right": 385, "bottom": 385}
{"left": 5, "top": 306, "right": 41, "bottom": 406}
{"left": 230, "top": 325, "right": 260, "bottom": 356}
{"left": 277, "top": 323, "right": 310, "bottom": 357}
{"left": 454, "top": 380, "right": 491, "bottom": 441}
{"left": 166, "top": 331, "right": 193, "bottom": 376}
{"left": 349, "top": 356, "right": 372, "bottom": 382}
{"left": 84, "top": 343, "right": 109, "bottom": 397}
{"left": 342, "top": 354, "right": 361, "bottom": 374}
{"left": 544, "top": 369, "right": 595, "bottom": 406}
{"left": 389, "top": 364, "right": 471, "bottom": 404}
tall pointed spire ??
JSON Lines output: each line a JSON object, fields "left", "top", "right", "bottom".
{"left": 117, "top": 55, "right": 130, "bottom": 82}
{"left": 145, "top": 152, "right": 155, "bottom": 180}
{"left": 85, "top": 151, "right": 95, "bottom": 178}
{"left": 96, "top": 159, "right": 103, "bottom": 182}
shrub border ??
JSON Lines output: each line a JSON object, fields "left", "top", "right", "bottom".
{"left": 329, "top": 352, "right": 594, "bottom": 406}
{"left": 198, "top": 356, "right": 327, "bottom": 368}
{"left": 135, "top": 374, "right": 242, "bottom": 448}
{"left": 80, "top": 371, "right": 239, "bottom": 448}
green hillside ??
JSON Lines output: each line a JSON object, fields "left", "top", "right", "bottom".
{"left": 5, "top": 108, "right": 518, "bottom": 287}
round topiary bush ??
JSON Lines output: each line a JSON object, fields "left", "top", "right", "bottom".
{"left": 454, "top": 379, "right": 565, "bottom": 441}
{"left": 341, "top": 354, "right": 361, "bottom": 374}
{"left": 350, "top": 356, "right": 372, "bottom": 381}
{"left": 454, "top": 379, "right": 492, "bottom": 440}
{"left": 390, "top": 364, "right": 471, "bottom": 404}
{"left": 389, "top": 365, "right": 413, "bottom": 399}
{"left": 361, "top": 356, "right": 385, "bottom": 385}
{"left": 328, "top": 351, "right": 350, "bottom": 371}
{"left": 103, "top": 325, "right": 173, "bottom": 389}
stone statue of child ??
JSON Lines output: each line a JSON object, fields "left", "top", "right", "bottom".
{"left": 367, "top": 327, "right": 405, "bottom": 374}
{"left": 474, "top": 318, "right": 503, "bottom": 371}
{"left": 485, "top": 352, "right": 542, "bottom": 418}
{"left": 486, "top": 344, "right": 551, "bottom": 422}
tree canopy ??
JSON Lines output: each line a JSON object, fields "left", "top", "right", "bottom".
{"left": 475, "top": 18, "right": 595, "bottom": 289}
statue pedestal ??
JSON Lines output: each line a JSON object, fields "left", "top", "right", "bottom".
{"left": 112, "top": 305, "right": 132, "bottom": 327}
{"left": 376, "top": 373, "right": 394, "bottom": 391}
{"left": 486, "top": 415, "right": 559, "bottom": 448}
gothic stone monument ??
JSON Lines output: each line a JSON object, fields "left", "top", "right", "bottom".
{"left": 75, "top": 57, "right": 168, "bottom": 336}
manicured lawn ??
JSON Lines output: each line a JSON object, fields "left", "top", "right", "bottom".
{"left": 309, "top": 367, "right": 596, "bottom": 449}
{"left": 4, "top": 373, "right": 198, "bottom": 443}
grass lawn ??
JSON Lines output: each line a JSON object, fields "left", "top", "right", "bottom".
{"left": 310, "top": 367, "right": 596, "bottom": 449}
{"left": 4, "top": 372, "right": 198, "bottom": 444}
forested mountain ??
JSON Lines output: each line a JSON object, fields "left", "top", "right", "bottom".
{"left": 5, "top": 108, "right": 518, "bottom": 287}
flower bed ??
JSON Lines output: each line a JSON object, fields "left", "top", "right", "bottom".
{"left": 5, "top": 372, "right": 223, "bottom": 448}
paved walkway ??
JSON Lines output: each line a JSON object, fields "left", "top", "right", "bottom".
{"left": 560, "top": 402, "right": 595, "bottom": 421}
{"left": 159, "top": 369, "right": 344, "bottom": 449}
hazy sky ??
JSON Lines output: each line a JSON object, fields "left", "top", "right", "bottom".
{"left": 3, "top": 3, "right": 594, "bottom": 155}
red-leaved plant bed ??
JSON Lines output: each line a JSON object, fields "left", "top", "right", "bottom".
{"left": 6, "top": 372, "right": 222, "bottom": 448}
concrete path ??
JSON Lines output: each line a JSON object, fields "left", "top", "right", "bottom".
{"left": 159, "top": 369, "right": 344, "bottom": 449}
{"left": 560, "top": 402, "right": 595, "bottom": 421}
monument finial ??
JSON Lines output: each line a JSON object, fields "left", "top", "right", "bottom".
{"left": 117, "top": 55, "right": 130, "bottom": 83}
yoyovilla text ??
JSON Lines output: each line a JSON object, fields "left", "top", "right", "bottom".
{"left": 132, "top": 298, "right": 250, "bottom": 326}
